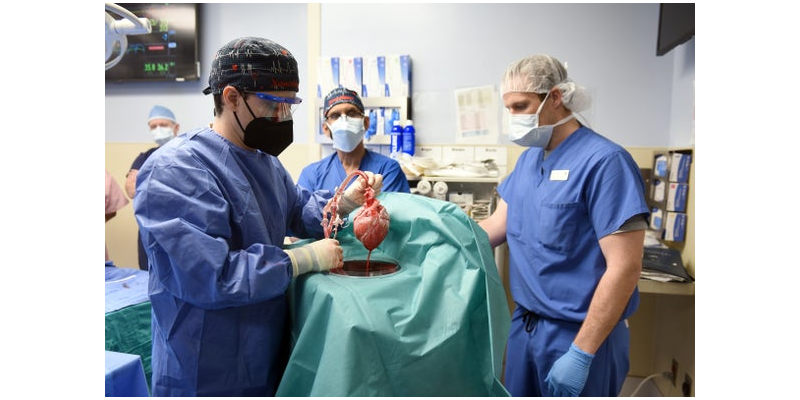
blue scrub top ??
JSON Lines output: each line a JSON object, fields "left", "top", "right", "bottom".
{"left": 498, "top": 127, "right": 649, "bottom": 323}
{"left": 297, "top": 149, "right": 410, "bottom": 193}
{"left": 134, "top": 127, "right": 331, "bottom": 396}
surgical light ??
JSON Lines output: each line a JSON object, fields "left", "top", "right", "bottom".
{"left": 105, "top": 3, "right": 152, "bottom": 71}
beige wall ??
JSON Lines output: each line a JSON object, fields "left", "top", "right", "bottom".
{"left": 105, "top": 142, "right": 695, "bottom": 395}
{"left": 106, "top": 142, "right": 151, "bottom": 269}
{"left": 104, "top": 142, "right": 314, "bottom": 269}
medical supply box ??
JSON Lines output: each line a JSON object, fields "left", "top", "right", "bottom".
{"left": 666, "top": 182, "right": 688, "bottom": 212}
{"left": 652, "top": 154, "right": 669, "bottom": 179}
{"left": 650, "top": 179, "right": 666, "bottom": 203}
{"left": 669, "top": 152, "right": 692, "bottom": 183}
{"left": 662, "top": 212, "right": 686, "bottom": 242}
{"left": 649, "top": 207, "right": 664, "bottom": 231}
{"left": 652, "top": 151, "right": 692, "bottom": 183}
{"left": 647, "top": 149, "right": 692, "bottom": 243}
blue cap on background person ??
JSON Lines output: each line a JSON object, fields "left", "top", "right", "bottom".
{"left": 323, "top": 87, "right": 365, "bottom": 117}
{"left": 148, "top": 105, "right": 177, "bottom": 123}
{"left": 202, "top": 36, "right": 300, "bottom": 95}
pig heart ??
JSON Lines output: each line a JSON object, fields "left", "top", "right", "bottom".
{"left": 353, "top": 200, "right": 390, "bottom": 251}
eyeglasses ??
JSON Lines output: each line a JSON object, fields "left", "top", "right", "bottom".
{"left": 326, "top": 110, "right": 364, "bottom": 123}
{"left": 246, "top": 91, "right": 303, "bottom": 122}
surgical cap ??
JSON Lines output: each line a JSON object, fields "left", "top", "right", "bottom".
{"left": 501, "top": 54, "right": 591, "bottom": 112}
{"left": 148, "top": 105, "right": 176, "bottom": 123}
{"left": 203, "top": 36, "right": 299, "bottom": 95}
{"left": 323, "top": 87, "right": 365, "bottom": 117}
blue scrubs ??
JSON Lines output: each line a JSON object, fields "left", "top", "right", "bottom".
{"left": 497, "top": 126, "right": 649, "bottom": 396}
{"left": 134, "top": 127, "right": 331, "bottom": 396}
{"left": 297, "top": 149, "right": 410, "bottom": 193}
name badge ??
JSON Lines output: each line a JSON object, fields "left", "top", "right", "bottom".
{"left": 550, "top": 170, "right": 569, "bottom": 181}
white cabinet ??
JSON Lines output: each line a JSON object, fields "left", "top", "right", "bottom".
{"left": 407, "top": 176, "right": 501, "bottom": 222}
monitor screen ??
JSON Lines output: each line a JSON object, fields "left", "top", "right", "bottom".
{"left": 656, "top": 3, "right": 695, "bottom": 57}
{"left": 106, "top": 3, "right": 200, "bottom": 82}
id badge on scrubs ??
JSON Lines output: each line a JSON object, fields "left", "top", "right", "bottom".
{"left": 550, "top": 170, "right": 569, "bottom": 181}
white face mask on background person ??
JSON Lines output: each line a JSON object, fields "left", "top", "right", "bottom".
{"left": 508, "top": 92, "right": 575, "bottom": 148}
{"left": 152, "top": 126, "right": 175, "bottom": 146}
{"left": 326, "top": 116, "right": 365, "bottom": 152}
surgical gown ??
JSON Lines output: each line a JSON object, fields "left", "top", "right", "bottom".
{"left": 497, "top": 126, "right": 649, "bottom": 396}
{"left": 134, "top": 127, "right": 331, "bottom": 396}
{"left": 296, "top": 148, "right": 410, "bottom": 193}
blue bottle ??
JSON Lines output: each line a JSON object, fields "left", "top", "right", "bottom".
{"left": 390, "top": 119, "right": 403, "bottom": 157}
{"left": 402, "top": 119, "right": 415, "bottom": 156}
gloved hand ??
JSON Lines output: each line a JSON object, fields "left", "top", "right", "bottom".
{"left": 284, "top": 238, "right": 343, "bottom": 277}
{"left": 338, "top": 172, "right": 383, "bottom": 216}
{"left": 544, "top": 342, "right": 595, "bottom": 397}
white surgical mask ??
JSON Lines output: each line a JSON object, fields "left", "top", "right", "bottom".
{"left": 327, "top": 116, "right": 365, "bottom": 152}
{"left": 151, "top": 126, "right": 175, "bottom": 146}
{"left": 508, "top": 92, "right": 574, "bottom": 148}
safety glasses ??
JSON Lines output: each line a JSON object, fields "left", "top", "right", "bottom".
{"left": 247, "top": 91, "right": 303, "bottom": 122}
{"left": 326, "top": 110, "right": 364, "bottom": 123}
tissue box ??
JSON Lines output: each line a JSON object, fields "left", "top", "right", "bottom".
{"left": 669, "top": 152, "right": 692, "bottom": 183}
{"left": 662, "top": 212, "right": 686, "bottom": 242}
{"left": 666, "top": 182, "right": 688, "bottom": 212}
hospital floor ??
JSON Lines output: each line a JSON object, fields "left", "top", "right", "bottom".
{"left": 620, "top": 375, "right": 663, "bottom": 396}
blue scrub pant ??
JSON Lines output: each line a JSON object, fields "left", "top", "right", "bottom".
{"left": 504, "top": 306, "right": 630, "bottom": 397}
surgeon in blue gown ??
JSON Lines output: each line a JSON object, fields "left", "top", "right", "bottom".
{"left": 297, "top": 87, "right": 410, "bottom": 194}
{"left": 134, "top": 37, "right": 382, "bottom": 397}
{"left": 479, "top": 54, "right": 649, "bottom": 397}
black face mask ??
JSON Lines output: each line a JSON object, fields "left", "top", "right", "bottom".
{"left": 234, "top": 97, "right": 294, "bottom": 157}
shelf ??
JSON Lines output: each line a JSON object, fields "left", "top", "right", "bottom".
{"left": 407, "top": 175, "right": 502, "bottom": 183}
{"left": 637, "top": 279, "right": 694, "bottom": 296}
{"left": 364, "top": 134, "right": 391, "bottom": 145}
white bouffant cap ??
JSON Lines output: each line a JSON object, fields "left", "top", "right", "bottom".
{"left": 501, "top": 54, "right": 591, "bottom": 112}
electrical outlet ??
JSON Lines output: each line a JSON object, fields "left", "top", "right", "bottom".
{"left": 671, "top": 359, "right": 678, "bottom": 386}
{"left": 682, "top": 373, "right": 692, "bottom": 396}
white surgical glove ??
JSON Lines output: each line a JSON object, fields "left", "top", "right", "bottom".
{"left": 284, "top": 238, "right": 343, "bottom": 277}
{"left": 339, "top": 172, "right": 384, "bottom": 216}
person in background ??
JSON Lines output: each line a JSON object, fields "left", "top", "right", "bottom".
{"left": 125, "top": 105, "right": 180, "bottom": 270}
{"left": 134, "top": 36, "right": 381, "bottom": 396}
{"left": 478, "top": 54, "right": 649, "bottom": 397}
{"left": 297, "top": 87, "right": 410, "bottom": 194}
{"left": 105, "top": 169, "right": 129, "bottom": 264}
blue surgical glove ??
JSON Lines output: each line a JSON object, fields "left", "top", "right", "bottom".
{"left": 544, "top": 343, "right": 595, "bottom": 397}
